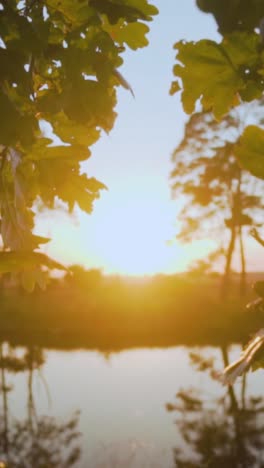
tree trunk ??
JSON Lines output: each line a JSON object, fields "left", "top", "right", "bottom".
{"left": 239, "top": 226, "right": 246, "bottom": 297}
{"left": 221, "top": 225, "right": 236, "bottom": 299}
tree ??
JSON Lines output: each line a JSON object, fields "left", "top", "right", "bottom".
{"left": 0, "top": 0, "right": 158, "bottom": 290}
{"left": 171, "top": 104, "right": 264, "bottom": 297}
{"left": 65, "top": 265, "right": 103, "bottom": 290}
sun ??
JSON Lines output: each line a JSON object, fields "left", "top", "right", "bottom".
{"left": 37, "top": 194, "right": 215, "bottom": 276}
{"left": 91, "top": 200, "right": 174, "bottom": 276}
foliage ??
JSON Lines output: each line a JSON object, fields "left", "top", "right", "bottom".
{"left": 170, "top": 32, "right": 264, "bottom": 119}
{"left": 66, "top": 264, "right": 103, "bottom": 289}
{"left": 171, "top": 0, "right": 264, "bottom": 179}
{"left": 0, "top": 270, "right": 260, "bottom": 351}
{"left": 0, "top": 0, "right": 158, "bottom": 289}
{"left": 235, "top": 125, "right": 264, "bottom": 180}
{"left": 197, "top": 0, "right": 264, "bottom": 34}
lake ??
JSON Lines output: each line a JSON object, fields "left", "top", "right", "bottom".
{"left": 2, "top": 344, "right": 264, "bottom": 467}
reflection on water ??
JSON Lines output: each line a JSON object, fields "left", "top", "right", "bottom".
{"left": 0, "top": 412, "right": 81, "bottom": 467}
{"left": 167, "top": 348, "right": 264, "bottom": 467}
{"left": 0, "top": 345, "right": 81, "bottom": 467}
{"left": 1, "top": 343, "right": 264, "bottom": 467}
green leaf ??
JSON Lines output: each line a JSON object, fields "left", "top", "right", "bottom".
{"left": 239, "top": 80, "right": 264, "bottom": 101}
{"left": 55, "top": 173, "right": 107, "bottom": 213}
{"left": 90, "top": 0, "right": 158, "bottom": 23}
{"left": 49, "top": 112, "right": 100, "bottom": 148}
{"left": 125, "top": 0, "right": 159, "bottom": 18}
{"left": 0, "top": 148, "right": 48, "bottom": 251}
{"left": 46, "top": 0, "right": 94, "bottom": 26}
{"left": 222, "top": 31, "right": 260, "bottom": 67}
{"left": 0, "top": 252, "right": 67, "bottom": 274}
{"left": 31, "top": 235, "right": 51, "bottom": 246}
{"left": 26, "top": 142, "right": 90, "bottom": 162}
{"left": 196, "top": 0, "right": 264, "bottom": 34}
{"left": 173, "top": 39, "right": 244, "bottom": 118}
{"left": 104, "top": 19, "right": 150, "bottom": 50}
{"left": 171, "top": 32, "right": 264, "bottom": 117}
{"left": 235, "top": 125, "right": 264, "bottom": 179}
{"left": 169, "top": 80, "right": 181, "bottom": 95}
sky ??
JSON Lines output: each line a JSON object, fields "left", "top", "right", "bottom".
{"left": 36, "top": 0, "right": 263, "bottom": 275}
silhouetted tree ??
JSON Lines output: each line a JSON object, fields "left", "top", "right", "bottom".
{"left": 65, "top": 265, "right": 103, "bottom": 291}
{"left": 171, "top": 103, "right": 264, "bottom": 297}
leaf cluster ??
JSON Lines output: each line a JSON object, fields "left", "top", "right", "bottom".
{"left": 197, "top": 0, "right": 264, "bottom": 35}
{"left": 0, "top": 0, "right": 158, "bottom": 288}
{"left": 171, "top": 32, "right": 264, "bottom": 119}
{"left": 170, "top": 2, "right": 264, "bottom": 180}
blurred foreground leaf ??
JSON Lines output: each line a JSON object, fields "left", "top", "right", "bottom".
{"left": 0, "top": 251, "right": 66, "bottom": 273}
{"left": 171, "top": 32, "right": 264, "bottom": 119}
{"left": 235, "top": 125, "right": 264, "bottom": 179}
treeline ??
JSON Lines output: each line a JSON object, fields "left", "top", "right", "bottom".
{"left": 0, "top": 267, "right": 262, "bottom": 351}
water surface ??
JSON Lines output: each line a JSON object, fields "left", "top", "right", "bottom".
{"left": 3, "top": 345, "right": 264, "bottom": 467}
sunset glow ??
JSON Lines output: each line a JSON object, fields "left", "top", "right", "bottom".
{"left": 88, "top": 201, "right": 176, "bottom": 275}
{"left": 37, "top": 194, "right": 216, "bottom": 276}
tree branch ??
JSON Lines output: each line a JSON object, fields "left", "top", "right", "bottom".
{"left": 250, "top": 228, "right": 264, "bottom": 248}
